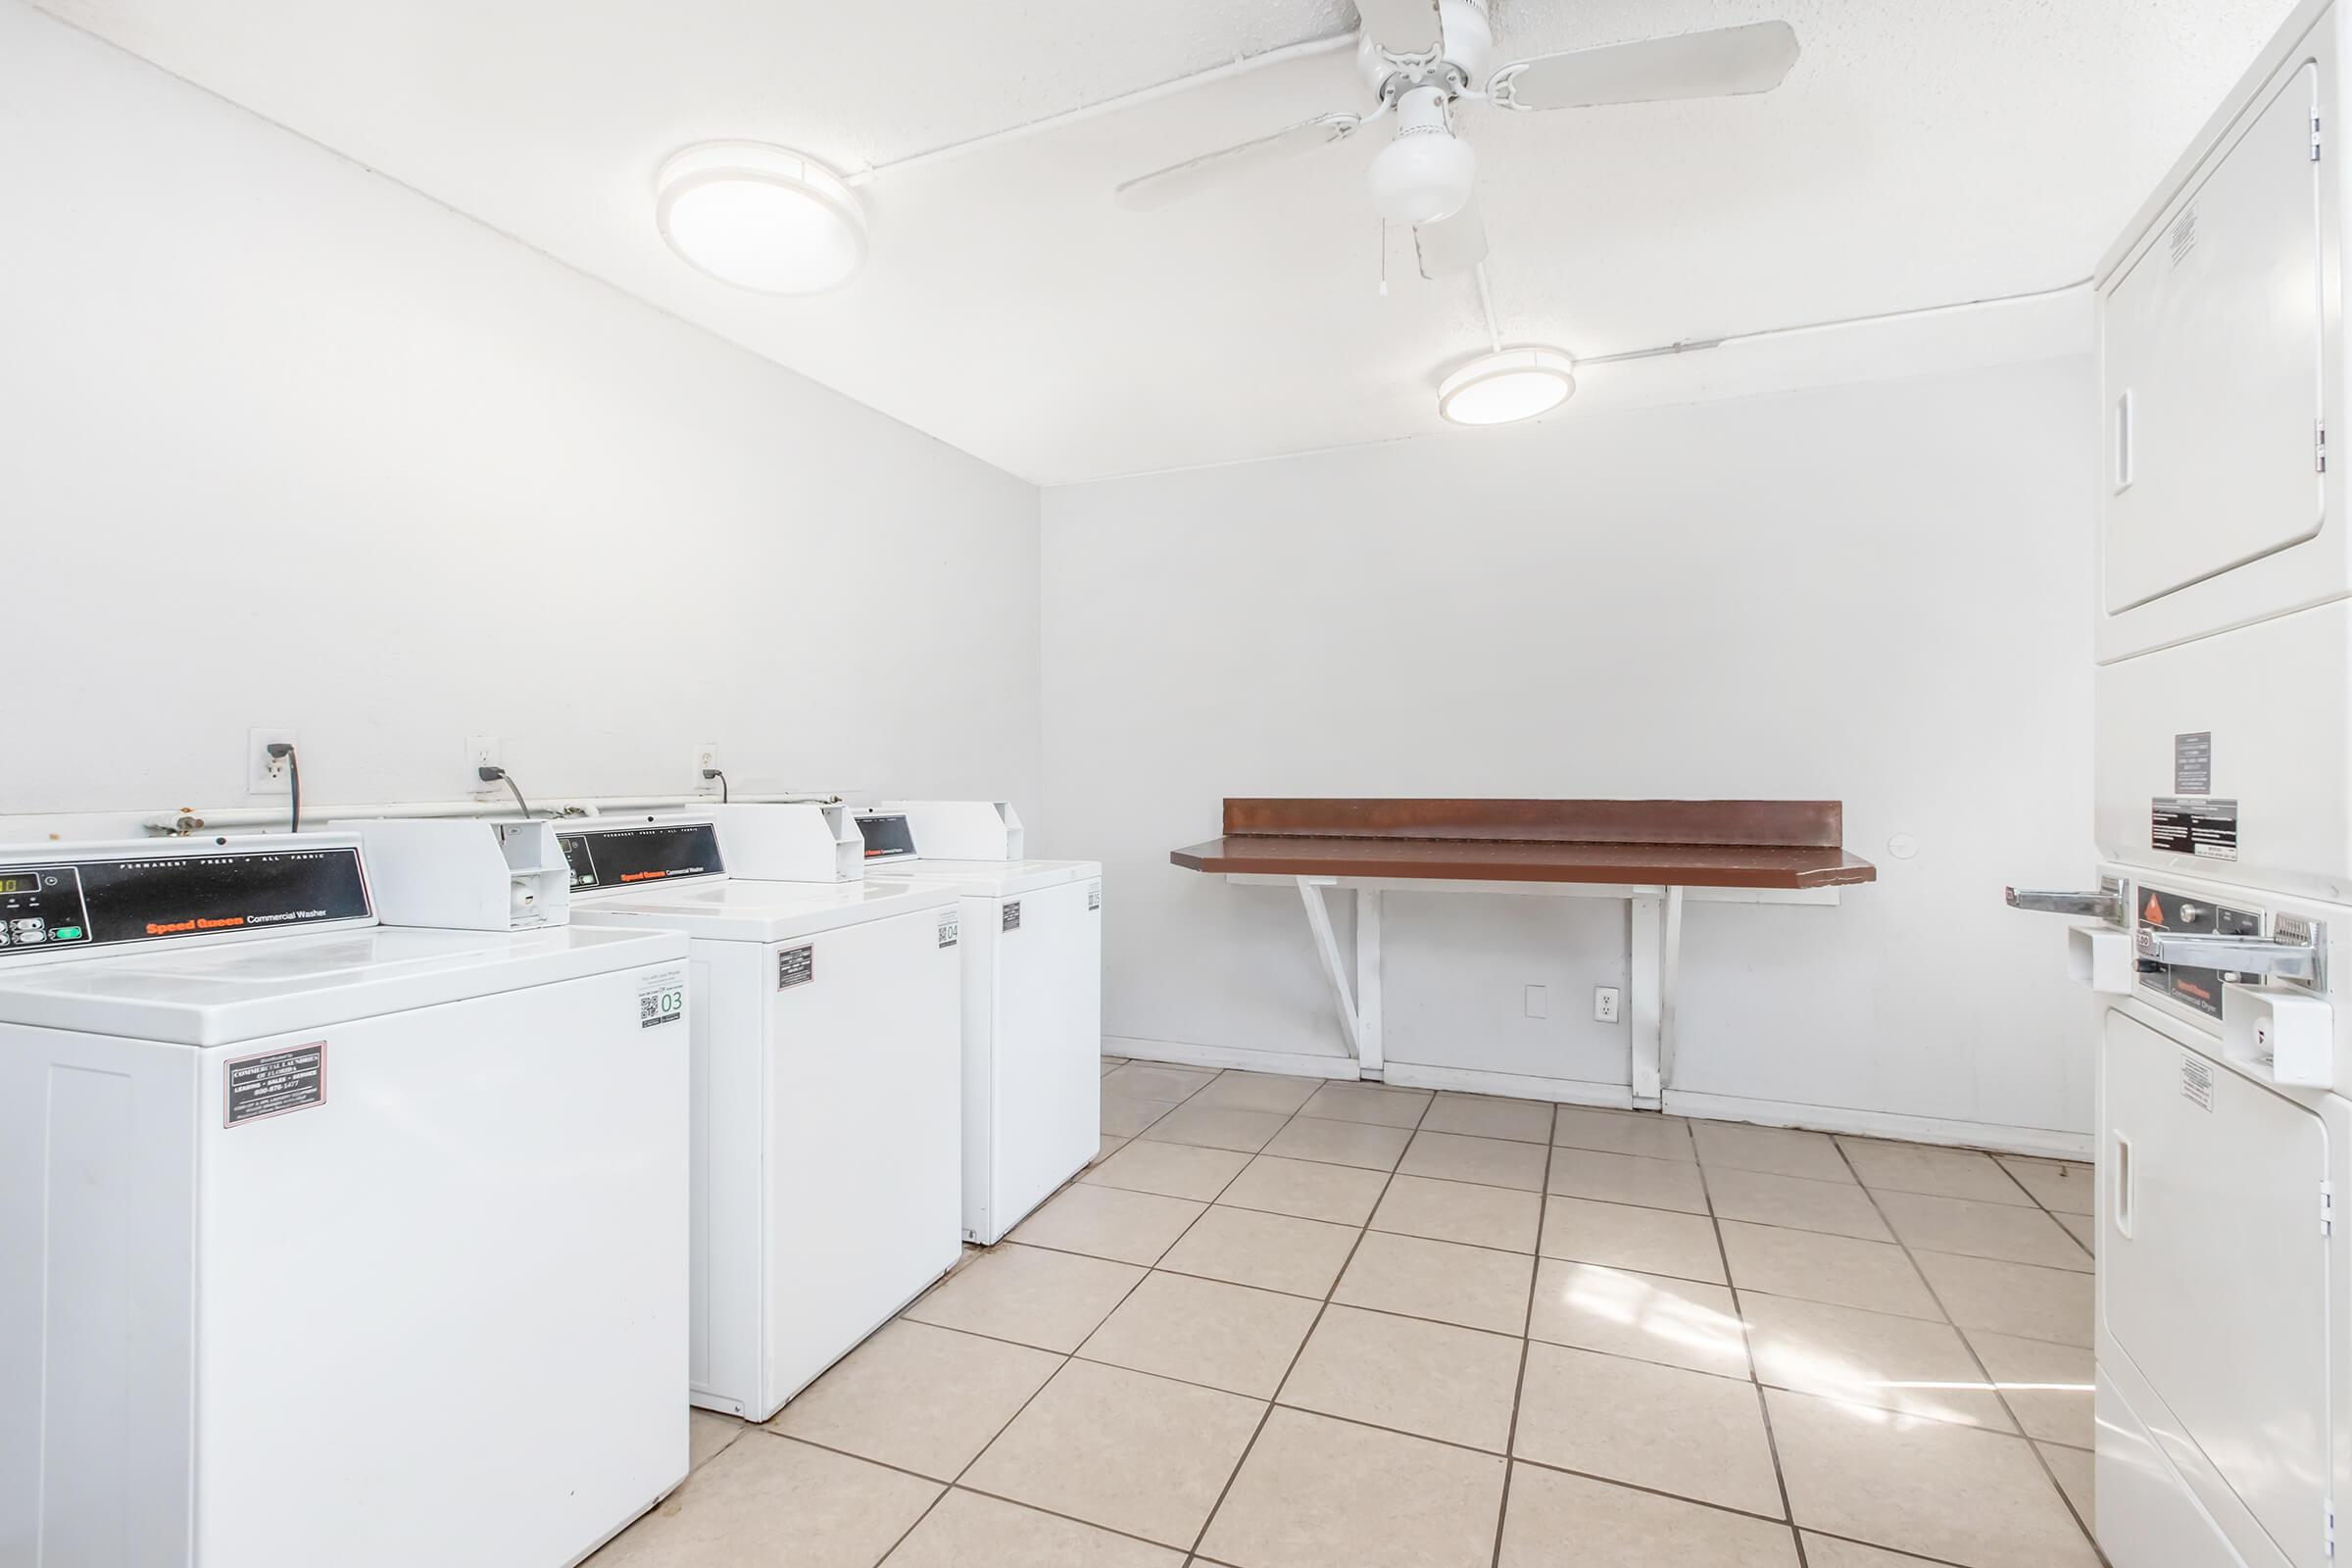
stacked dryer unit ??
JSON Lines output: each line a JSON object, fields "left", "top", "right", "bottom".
{"left": 859, "top": 801, "right": 1102, "bottom": 1245}
{"left": 555, "top": 806, "right": 964, "bottom": 1420}
{"left": 0, "top": 832, "right": 691, "bottom": 1567}
{"left": 2013, "top": 8, "right": 2352, "bottom": 1564}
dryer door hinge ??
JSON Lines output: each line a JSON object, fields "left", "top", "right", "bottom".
{"left": 2315, "top": 113, "right": 2326, "bottom": 161}
{"left": 2324, "top": 1180, "right": 2335, "bottom": 1237}
{"left": 2320, "top": 421, "right": 2329, "bottom": 473}
{"left": 2326, "top": 1499, "right": 2335, "bottom": 1556}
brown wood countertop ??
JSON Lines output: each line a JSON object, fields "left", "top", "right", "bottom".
{"left": 1170, "top": 800, "right": 1878, "bottom": 890}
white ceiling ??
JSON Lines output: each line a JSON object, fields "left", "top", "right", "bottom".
{"left": 39, "top": 0, "right": 2293, "bottom": 484}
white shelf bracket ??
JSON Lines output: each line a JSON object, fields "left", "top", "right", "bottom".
{"left": 1356, "top": 888, "right": 1385, "bottom": 1080}
{"left": 1298, "top": 877, "right": 1362, "bottom": 1060}
{"left": 1628, "top": 887, "right": 1688, "bottom": 1109}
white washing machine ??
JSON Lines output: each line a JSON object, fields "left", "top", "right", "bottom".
{"left": 861, "top": 802, "right": 1102, "bottom": 1245}
{"left": 555, "top": 812, "right": 963, "bottom": 1420}
{"left": 0, "top": 834, "right": 691, "bottom": 1568}
{"left": 2012, "top": 6, "right": 2352, "bottom": 1562}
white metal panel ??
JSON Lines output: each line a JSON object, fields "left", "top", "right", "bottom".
{"left": 2096, "top": 600, "right": 2352, "bottom": 900}
{"left": 760, "top": 906, "right": 962, "bottom": 1412}
{"left": 963, "top": 877, "right": 1102, "bottom": 1244}
{"left": 2101, "top": 1009, "right": 2331, "bottom": 1568}
{"left": 2104, "top": 60, "right": 2326, "bottom": 615}
{"left": 2096, "top": 1368, "right": 2281, "bottom": 1568}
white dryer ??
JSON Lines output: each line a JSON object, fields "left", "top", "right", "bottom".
{"left": 0, "top": 835, "right": 691, "bottom": 1568}
{"left": 556, "top": 813, "right": 963, "bottom": 1420}
{"left": 861, "top": 802, "right": 1102, "bottom": 1246}
{"left": 2012, "top": 7, "right": 2352, "bottom": 1564}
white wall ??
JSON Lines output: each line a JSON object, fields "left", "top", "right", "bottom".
{"left": 0, "top": 5, "right": 1041, "bottom": 837}
{"left": 1041, "top": 357, "right": 2100, "bottom": 1149}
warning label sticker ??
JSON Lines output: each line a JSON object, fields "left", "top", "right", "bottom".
{"left": 2180, "top": 1052, "right": 2216, "bottom": 1112}
{"left": 2152, "top": 798, "right": 2237, "bottom": 860}
{"left": 638, "top": 969, "right": 685, "bottom": 1030}
{"left": 224, "top": 1043, "right": 325, "bottom": 1127}
{"left": 936, "top": 912, "right": 959, "bottom": 949}
{"left": 1003, "top": 900, "right": 1022, "bottom": 933}
{"left": 778, "top": 945, "right": 814, "bottom": 990}
{"left": 2174, "top": 732, "right": 2212, "bottom": 795}
{"left": 1087, "top": 880, "right": 1102, "bottom": 912}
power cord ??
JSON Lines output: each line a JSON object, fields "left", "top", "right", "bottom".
{"left": 266, "top": 743, "right": 301, "bottom": 833}
{"left": 703, "top": 767, "right": 729, "bottom": 804}
{"left": 477, "top": 765, "right": 535, "bottom": 819}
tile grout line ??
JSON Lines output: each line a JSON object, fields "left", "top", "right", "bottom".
{"left": 1827, "top": 1138, "right": 2109, "bottom": 1565}
{"left": 1689, "top": 1135, "right": 1811, "bottom": 1568}
{"left": 1179, "top": 1079, "right": 1434, "bottom": 1561}
{"left": 1485, "top": 1102, "right": 1556, "bottom": 1568}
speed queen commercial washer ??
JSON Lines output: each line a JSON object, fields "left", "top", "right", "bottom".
{"left": 557, "top": 813, "right": 963, "bottom": 1419}
{"left": 0, "top": 834, "right": 691, "bottom": 1567}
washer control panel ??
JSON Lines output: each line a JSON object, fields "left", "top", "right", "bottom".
{"left": 0, "top": 846, "right": 371, "bottom": 956}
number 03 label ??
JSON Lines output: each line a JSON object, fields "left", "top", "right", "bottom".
{"left": 638, "top": 970, "right": 686, "bottom": 1029}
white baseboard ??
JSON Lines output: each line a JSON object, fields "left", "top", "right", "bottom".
{"left": 1661, "top": 1090, "right": 2094, "bottom": 1159}
{"left": 1379, "top": 1061, "right": 1637, "bottom": 1110}
{"left": 1102, "top": 1035, "right": 1358, "bottom": 1081}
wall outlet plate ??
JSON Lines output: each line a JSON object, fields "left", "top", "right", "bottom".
{"left": 1593, "top": 987, "right": 1621, "bottom": 1024}
{"left": 247, "top": 728, "right": 300, "bottom": 793}
{"left": 691, "top": 742, "right": 721, "bottom": 794}
{"left": 465, "top": 735, "right": 503, "bottom": 796}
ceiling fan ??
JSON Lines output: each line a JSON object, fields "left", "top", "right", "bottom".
{"left": 1114, "top": 0, "right": 1799, "bottom": 282}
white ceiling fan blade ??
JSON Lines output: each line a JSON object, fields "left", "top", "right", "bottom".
{"left": 1354, "top": 0, "right": 1443, "bottom": 56}
{"left": 1490, "top": 21, "right": 1799, "bottom": 112}
{"left": 1114, "top": 113, "right": 1363, "bottom": 212}
{"left": 1414, "top": 194, "right": 1490, "bottom": 279}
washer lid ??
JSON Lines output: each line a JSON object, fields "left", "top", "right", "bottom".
{"left": 568, "top": 875, "right": 957, "bottom": 943}
{"left": 872, "top": 858, "right": 1101, "bottom": 896}
{"left": 0, "top": 924, "right": 686, "bottom": 1047}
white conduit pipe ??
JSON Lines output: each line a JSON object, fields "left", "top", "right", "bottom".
{"left": 143, "top": 793, "right": 846, "bottom": 835}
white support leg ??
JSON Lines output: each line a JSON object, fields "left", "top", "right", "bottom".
{"left": 1657, "top": 885, "right": 1686, "bottom": 1094}
{"left": 1298, "top": 877, "right": 1361, "bottom": 1061}
{"left": 1355, "top": 889, "right": 1385, "bottom": 1081}
{"left": 1629, "top": 893, "right": 1663, "bottom": 1108}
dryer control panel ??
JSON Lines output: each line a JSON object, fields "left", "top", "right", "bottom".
{"left": 2135, "top": 885, "right": 2266, "bottom": 1019}
{"left": 0, "top": 846, "right": 371, "bottom": 956}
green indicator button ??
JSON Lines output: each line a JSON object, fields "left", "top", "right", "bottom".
{"left": 51, "top": 926, "right": 83, "bottom": 941}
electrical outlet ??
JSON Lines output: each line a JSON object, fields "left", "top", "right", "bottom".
{"left": 1524, "top": 984, "right": 1548, "bottom": 1019}
{"left": 1593, "top": 987, "right": 1621, "bottom": 1024}
{"left": 690, "top": 742, "right": 721, "bottom": 794}
{"left": 465, "top": 735, "right": 503, "bottom": 795}
{"left": 247, "top": 728, "right": 300, "bottom": 793}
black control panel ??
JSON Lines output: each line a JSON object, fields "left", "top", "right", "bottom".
{"left": 558, "top": 822, "right": 724, "bottom": 891}
{"left": 0, "top": 848, "right": 371, "bottom": 956}
{"left": 856, "top": 812, "right": 918, "bottom": 862}
{"left": 2135, "top": 885, "right": 2262, "bottom": 1020}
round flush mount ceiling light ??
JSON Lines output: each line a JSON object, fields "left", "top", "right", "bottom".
{"left": 1438, "top": 347, "right": 1578, "bottom": 426}
{"left": 656, "top": 142, "right": 866, "bottom": 294}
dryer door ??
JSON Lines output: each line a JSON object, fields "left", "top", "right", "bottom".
{"left": 2102, "top": 1009, "right": 2332, "bottom": 1568}
{"left": 2102, "top": 59, "right": 2326, "bottom": 614}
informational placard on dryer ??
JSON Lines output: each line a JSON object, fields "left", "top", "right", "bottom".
{"left": 224, "top": 1042, "right": 325, "bottom": 1127}
{"left": 2151, "top": 797, "right": 2237, "bottom": 859}
{"left": 777, "top": 945, "right": 814, "bottom": 989}
{"left": 2174, "top": 731, "right": 2212, "bottom": 795}
{"left": 1002, "top": 900, "right": 1022, "bottom": 933}
{"left": 936, "top": 911, "right": 958, "bottom": 948}
{"left": 2180, "top": 1051, "right": 2216, "bottom": 1112}
{"left": 638, "top": 968, "right": 685, "bottom": 1029}
{"left": 1088, "top": 880, "right": 1102, "bottom": 911}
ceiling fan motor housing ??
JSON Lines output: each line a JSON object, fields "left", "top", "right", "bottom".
{"left": 1358, "top": 0, "right": 1494, "bottom": 101}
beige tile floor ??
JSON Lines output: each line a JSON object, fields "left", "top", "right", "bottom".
{"left": 589, "top": 1059, "right": 2103, "bottom": 1568}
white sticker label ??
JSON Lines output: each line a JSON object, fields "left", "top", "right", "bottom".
{"left": 2180, "top": 1051, "right": 2215, "bottom": 1112}
{"left": 937, "top": 911, "right": 959, "bottom": 948}
{"left": 638, "top": 968, "right": 685, "bottom": 1030}
{"left": 1087, "top": 880, "right": 1102, "bottom": 911}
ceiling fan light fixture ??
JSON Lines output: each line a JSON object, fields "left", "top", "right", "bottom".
{"left": 1438, "top": 347, "right": 1578, "bottom": 425}
{"left": 656, "top": 142, "right": 866, "bottom": 294}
